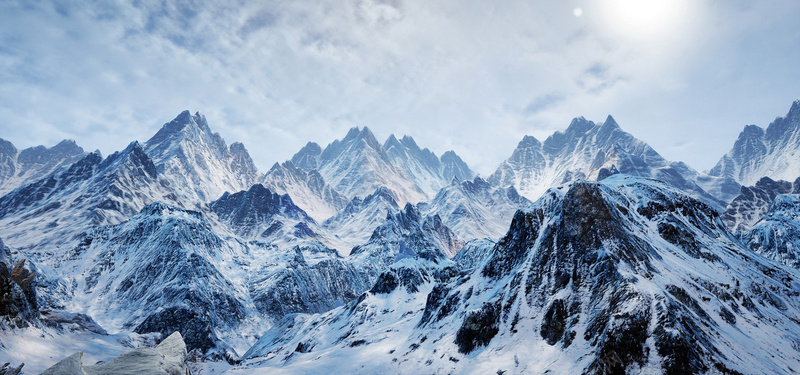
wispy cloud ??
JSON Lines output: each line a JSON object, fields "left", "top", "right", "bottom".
{"left": 0, "top": 0, "right": 798, "bottom": 175}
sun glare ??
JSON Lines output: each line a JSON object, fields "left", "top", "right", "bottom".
{"left": 598, "top": 0, "right": 691, "bottom": 42}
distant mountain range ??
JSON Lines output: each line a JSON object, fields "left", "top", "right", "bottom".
{"left": 2, "top": 99, "right": 800, "bottom": 374}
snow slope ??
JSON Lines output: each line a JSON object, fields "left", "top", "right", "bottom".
{"left": 144, "top": 110, "right": 261, "bottom": 206}
{"left": 383, "top": 134, "right": 475, "bottom": 197}
{"left": 261, "top": 161, "right": 348, "bottom": 222}
{"left": 0, "top": 142, "right": 181, "bottom": 252}
{"left": 423, "top": 176, "right": 531, "bottom": 241}
{"left": 234, "top": 175, "right": 800, "bottom": 374}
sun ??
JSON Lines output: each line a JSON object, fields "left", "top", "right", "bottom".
{"left": 598, "top": 0, "right": 691, "bottom": 42}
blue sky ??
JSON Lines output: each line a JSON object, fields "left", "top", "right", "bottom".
{"left": 1, "top": 0, "right": 798, "bottom": 175}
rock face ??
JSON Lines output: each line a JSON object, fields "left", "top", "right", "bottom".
{"left": 489, "top": 116, "right": 720, "bottom": 209}
{"left": 709, "top": 100, "right": 800, "bottom": 193}
{"left": 238, "top": 175, "right": 800, "bottom": 374}
{"left": 41, "top": 331, "right": 190, "bottom": 375}
{"left": 721, "top": 176, "right": 799, "bottom": 233}
{"left": 0, "top": 238, "right": 38, "bottom": 328}
{"left": 210, "top": 184, "right": 314, "bottom": 240}
{"left": 0, "top": 139, "right": 86, "bottom": 196}
{"left": 745, "top": 193, "right": 800, "bottom": 269}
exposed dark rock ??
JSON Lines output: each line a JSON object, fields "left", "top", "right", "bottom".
{"left": 455, "top": 302, "right": 500, "bottom": 354}
{"left": 540, "top": 299, "right": 567, "bottom": 346}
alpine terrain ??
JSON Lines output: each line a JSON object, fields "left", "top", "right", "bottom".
{"left": 2, "top": 99, "right": 800, "bottom": 374}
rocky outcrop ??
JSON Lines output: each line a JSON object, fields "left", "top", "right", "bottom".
{"left": 41, "top": 332, "right": 190, "bottom": 375}
{"left": 721, "top": 176, "right": 799, "bottom": 233}
{"left": 0, "top": 239, "right": 38, "bottom": 327}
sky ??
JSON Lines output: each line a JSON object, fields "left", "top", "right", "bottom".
{"left": 0, "top": 0, "right": 799, "bottom": 175}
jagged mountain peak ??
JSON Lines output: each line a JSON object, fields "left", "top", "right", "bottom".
{"left": 144, "top": 110, "right": 227, "bottom": 161}
{"left": 339, "top": 126, "right": 382, "bottom": 152}
{"left": 286, "top": 125, "right": 475, "bottom": 207}
{"left": 147, "top": 111, "right": 214, "bottom": 147}
{"left": 491, "top": 115, "right": 718, "bottom": 208}
{"left": 600, "top": 114, "right": 619, "bottom": 130}
{"left": 741, "top": 123, "right": 765, "bottom": 138}
{"left": 211, "top": 183, "right": 315, "bottom": 240}
{"left": 229, "top": 141, "right": 248, "bottom": 155}
{"left": 708, "top": 99, "right": 800, "bottom": 187}
{"left": 290, "top": 142, "right": 323, "bottom": 171}
{"left": 383, "top": 133, "right": 402, "bottom": 149}
{"left": 16, "top": 139, "right": 84, "bottom": 165}
{"left": 99, "top": 141, "right": 157, "bottom": 178}
{"left": 261, "top": 160, "right": 348, "bottom": 222}
{"left": 423, "top": 175, "right": 531, "bottom": 241}
{"left": 366, "top": 186, "right": 400, "bottom": 205}
{"left": 0, "top": 138, "right": 15, "bottom": 155}
{"left": 765, "top": 99, "right": 800, "bottom": 140}
{"left": 351, "top": 199, "right": 463, "bottom": 269}
{"left": 140, "top": 111, "right": 261, "bottom": 204}
{"left": 516, "top": 135, "right": 542, "bottom": 149}
{"left": 563, "top": 115, "right": 595, "bottom": 135}
{"left": 0, "top": 138, "right": 87, "bottom": 195}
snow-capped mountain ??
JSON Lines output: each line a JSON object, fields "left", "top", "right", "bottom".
{"left": 708, "top": 100, "right": 800, "bottom": 191}
{"left": 144, "top": 111, "right": 261, "bottom": 205}
{"left": 349, "top": 203, "right": 463, "bottom": 274}
{"left": 63, "top": 202, "right": 261, "bottom": 359}
{"left": 0, "top": 139, "right": 85, "bottom": 196}
{"left": 290, "top": 126, "right": 426, "bottom": 205}
{"left": 49, "top": 201, "right": 375, "bottom": 360}
{"left": 289, "top": 127, "right": 473, "bottom": 207}
{"left": 745, "top": 193, "right": 800, "bottom": 269}
{"left": 0, "top": 142, "right": 180, "bottom": 252}
{"left": 423, "top": 176, "right": 531, "bottom": 241}
{"left": 321, "top": 186, "right": 401, "bottom": 253}
{"left": 721, "top": 176, "right": 799, "bottom": 233}
{"left": 261, "top": 161, "right": 348, "bottom": 222}
{"left": 6, "top": 102, "right": 800, "bottom": 373}
{"left": 489, "top": 116, "right": 720, "bottom": 208}
{"left": 237, "top": 175, "right": 800, "bottom": 374}
{"left": 383, "top": 134, "right": 475, "bottom": 197}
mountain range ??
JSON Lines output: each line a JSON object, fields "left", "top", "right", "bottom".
{"left": 2, "top": 99, "right": 800, "bottom": 374}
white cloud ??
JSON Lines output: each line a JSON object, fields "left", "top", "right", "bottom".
{"left": 0, "top": 0, "right": 798, "bottom": 175}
